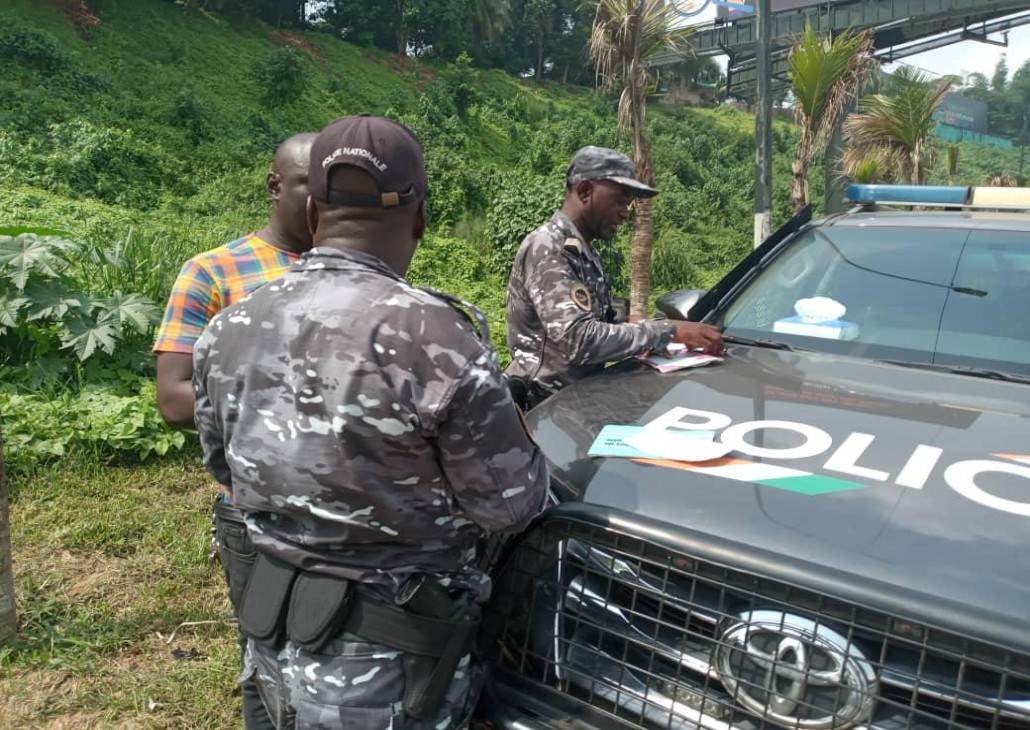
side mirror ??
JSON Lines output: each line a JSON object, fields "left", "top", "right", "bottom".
{"left": 655, "top": 288, "right": 706, "bottom": 321}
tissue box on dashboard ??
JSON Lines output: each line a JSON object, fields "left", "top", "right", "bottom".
{"left": 773, "top": 316, "right": 859, "bottom": 340}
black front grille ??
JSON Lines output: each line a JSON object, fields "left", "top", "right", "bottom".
{"left": 483, "top": 510, "right": 1030, "bottom": 730}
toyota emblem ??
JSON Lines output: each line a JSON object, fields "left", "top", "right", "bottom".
{"left": 714, "top": 610, "right": 878, "bottom": 728}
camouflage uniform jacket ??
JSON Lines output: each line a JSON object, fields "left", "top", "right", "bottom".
{"left": 506, "top": 210, "right": 675, "bottom": 396}
{"left": 193, "top": 247, "right": 549, "bottom": 603}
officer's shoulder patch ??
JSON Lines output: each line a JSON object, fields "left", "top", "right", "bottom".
{"left": 570, "top": 283, "right": 592, "bottom": 312}
{"left": 420, "top": 287, "right": 491, "bottom": 343}
{"left": 562, "top": 237, "right": 583, "bottom": 252}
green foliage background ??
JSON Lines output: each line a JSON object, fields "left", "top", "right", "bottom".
{"left": 0, "top": 0, "right": 1025, "bottom": 473}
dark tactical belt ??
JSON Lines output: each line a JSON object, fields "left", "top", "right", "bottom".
{"left": 212, "top": 497, "right": 246, "bottom": 523}
{"left": 238, "top": 552, "right": 480, "bottom": 721}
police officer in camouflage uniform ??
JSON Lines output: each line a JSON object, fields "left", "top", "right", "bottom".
{"left": 193, "top": 114, "right": 549, "bottom": 729}
{"left": 506, "top": 146, "right": 724, "bottom": 407}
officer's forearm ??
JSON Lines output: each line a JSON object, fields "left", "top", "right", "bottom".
{"left": 559, "top": 318, "right": 675, "bottom": 366}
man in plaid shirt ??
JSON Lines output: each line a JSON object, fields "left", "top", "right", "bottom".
{"left": 153, "top": 131, "right": 316, "bottom": 730}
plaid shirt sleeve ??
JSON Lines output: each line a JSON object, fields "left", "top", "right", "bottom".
{"left": 152, "top": 258, "right": 221, "bottom": 354}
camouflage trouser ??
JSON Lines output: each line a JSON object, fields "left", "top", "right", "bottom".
{"left": 243, "top": 636, "right": 478, "bottom": 729}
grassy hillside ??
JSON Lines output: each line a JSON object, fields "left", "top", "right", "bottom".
{"left": 0, "top": 0, "right": 789, "bottom": 330}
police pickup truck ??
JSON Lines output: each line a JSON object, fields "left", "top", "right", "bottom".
{"left": 480, "top": 185, "right": 1030, "bottom": 730}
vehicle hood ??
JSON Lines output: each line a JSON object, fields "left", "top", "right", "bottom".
{"left": 526, "top": 345, "right": 1030, "bottom": 644}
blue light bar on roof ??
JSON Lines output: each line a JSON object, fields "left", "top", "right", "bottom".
{"left": 845, "top": 184, "right": 970, "bottom": 206}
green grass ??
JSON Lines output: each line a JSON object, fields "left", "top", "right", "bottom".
{"left": 1, "top": 452, "right": 241, "bottom": 728}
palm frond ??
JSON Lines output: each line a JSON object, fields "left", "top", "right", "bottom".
{"left": 588, "top": 0, "right": 694, "bottom": 132}
{"left": 786, "top": 22, "right": 873, "bottom": 211}
{"left": 788, "top": 24, "right": 873, "bottom": 146}
{"left": 843, "top": 68, "right": 953, "bottom": 183}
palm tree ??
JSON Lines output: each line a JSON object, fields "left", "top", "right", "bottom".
{"left": 473, "top": 0, "right": 512, "bottom": 44}
{"left": 587, "top": 0, "right": 692, "bottom": 317}
{"left": 787, "top": 23, "right": 873, "bottom": 213}
{"left": 0, "top": 428, "right": 15, "bottom": 644}
{"left": 843, "top": 67, "right": 954, "bottom": 185}
{"left": 851, "top": 154, "right": 888, "bottom": 184}
{"left": 986, "top": 171, "right": 1017, "bottom": 187}
{"left": 945, "top": 144, "right": 961, "bottom": 185}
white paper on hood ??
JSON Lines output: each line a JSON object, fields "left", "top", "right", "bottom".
{"left": 625, "top": 430, "right": 732, "bottom": 462}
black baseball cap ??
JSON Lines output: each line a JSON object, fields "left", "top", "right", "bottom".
{"left": 309, "top": 114, "right": 427, "bottom": 208}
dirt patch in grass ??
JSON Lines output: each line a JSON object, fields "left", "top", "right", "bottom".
{"left": 272, "top": 29, "right": 327, "bottom": 69}
{"left": 0, "top": 669, "right": 84, "bottom": 727}
{"left": 60, "top": 551, "right": 124, "bottom": 600}
{"left": 384, "top": 52, "right": 438, "bottom": 87}
{"left": 50, "top": 0, "right": 100, "bottom": 39}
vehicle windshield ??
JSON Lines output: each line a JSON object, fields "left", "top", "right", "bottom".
{"left": 713, "top": 224, "right": 1030, "bottom": 376}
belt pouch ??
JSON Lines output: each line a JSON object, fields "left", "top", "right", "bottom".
{"left": 287, "top": 572, "right": 353, "bottom": 654}
{"left": 238, "top": 552, "right": 298, "bottom": 647}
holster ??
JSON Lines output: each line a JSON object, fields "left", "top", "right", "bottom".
{"left": 396, "top": 581, "right": 481, "bottom": 721}
{"left": 237, "top": 552, "right": 298, "bottom": 647}
{"left": 237, "top": 554, "right": 481, "bottom": 721}
{"left": 506, "top": 375, "right": 551, "bottom": 412}
{"left": 287, "top": 572, "right": 354, "bottom": 654}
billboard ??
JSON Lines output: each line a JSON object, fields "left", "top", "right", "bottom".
{"left": 673, "top": 0, "right": 761, "bottom": 19}
{"left": 934, "top": 93, "right": 989, "bottom": 134}
{"left": 672, "top": 0, "right": 714, "bottom": 17}
{"left": 716, "top": 0, "right": 822, "bottom": 20}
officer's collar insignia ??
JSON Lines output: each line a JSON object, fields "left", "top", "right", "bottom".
{"left": 562, "top": 236, "right": 583, "bottom": 252}
{"left": 570, "top": 283, "right": 592, "bottom": 312}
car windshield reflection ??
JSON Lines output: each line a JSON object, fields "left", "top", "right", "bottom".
{"left": 712, "top": 225, "right": 1030, "bottom": 376}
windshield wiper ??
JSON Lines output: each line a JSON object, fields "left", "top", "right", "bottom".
{"left": 723, "top": 334, "right": 801, "bottom": 351}
{"left": 880, "top": 360, "right": 1030, "bottom": 384}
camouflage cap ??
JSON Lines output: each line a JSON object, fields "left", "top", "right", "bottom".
{"left": 309, "top": 113, "right": 427, "bottom": 208}
{"left": 565, "top": 145, "right": 658, "bottom": 198}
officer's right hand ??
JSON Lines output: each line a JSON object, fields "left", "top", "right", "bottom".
{"left": 671, "top": 321, "right": 725, "bottom": 356}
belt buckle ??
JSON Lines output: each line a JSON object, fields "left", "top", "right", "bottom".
{"left": 395, "top": 574, "right": 425, "bottom": 606}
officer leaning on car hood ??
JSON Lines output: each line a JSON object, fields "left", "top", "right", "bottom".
{"left": 506, "top": 145, "right": 724, "bottom": 409}
{"left": 193, "top": 114, "right": 549, "bottom": 728}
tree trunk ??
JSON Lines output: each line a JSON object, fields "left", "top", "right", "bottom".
{"left": 629, "top": 80, "right": 655, "bottom": 318}
{"left": 629, "top": 197, "right": 655, "bottom": 318}
{"left": 786, "top": 128, "right": 811, "bottom": 212}
{"left": 395, "top": 0, "right": 408, "bottom": 56}
{"left": 790, "top": 153, "right": 810, "bottom": 214}
{"left": 536, "top": 33, "right": 544, "bottom": 79}
{"left": 911, "top": 139, "right": 922, "bottom": 185}
{"left": 0, "top": 425, "right": 16, "bottom": 644}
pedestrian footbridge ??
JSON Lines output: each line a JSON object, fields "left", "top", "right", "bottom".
{"left": 654, "top": 0, "right": 1030, "bottom": 97}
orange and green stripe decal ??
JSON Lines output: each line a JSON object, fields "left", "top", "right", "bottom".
{"left": 632, "top": 457, "right": 867, "bottom": 495}
{"left": 994, "top": 453, "right": 1030, "bottom": 466}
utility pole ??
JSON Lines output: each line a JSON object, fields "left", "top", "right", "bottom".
{"left": 754, "top": 0, "right": 772, "bottom": 248}
{"left": 1020, "top": 111, "right": 1027, "bottom": 183}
